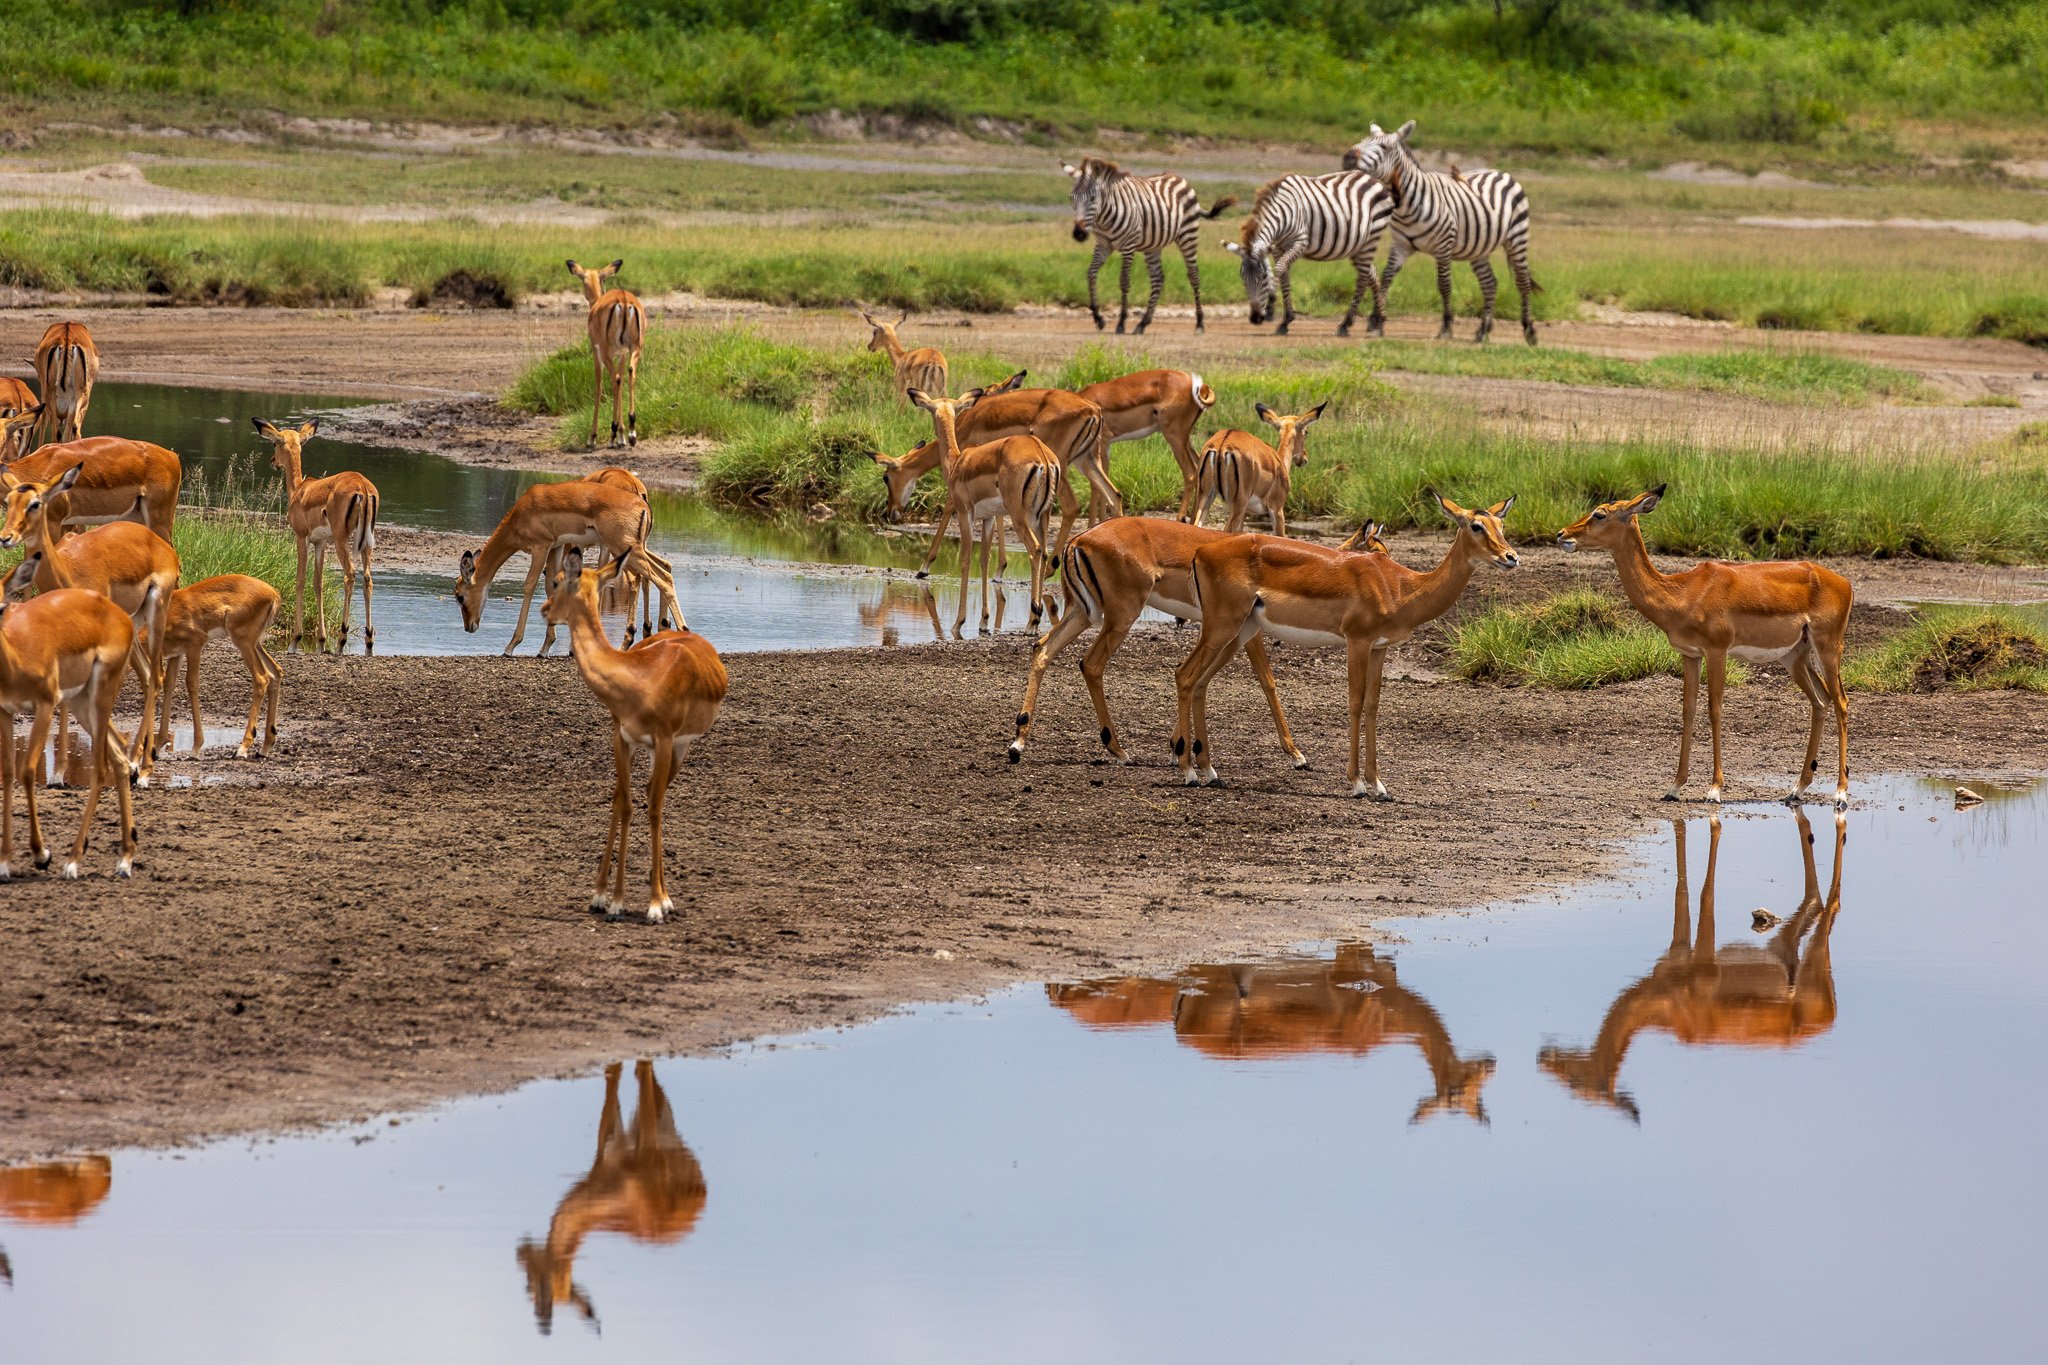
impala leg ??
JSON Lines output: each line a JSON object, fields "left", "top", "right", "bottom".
{"left": 1168, "top": 424, "right": 1201, "bottom": 524}
{"left": 259, "top": 642, "right": 283, "bottom": 753}
{"left": 1245, "top": 638, "right": 1307, "bottom": 769}
{"left": 1172, "top": 619, "right": 1235, "bottom": 784}
{"left": 1052, "top": 471, "right": 1079, "bottom": 556}
{"left": 1012, "top": 592, "right": 1099, "bottom": 762}
{"left": 1670, "top": 654, "right": 1700, "bottom": 800}
{"left": 1817, "top": 645, "right": 1851, "bottom": 807}
{"left": 917, "top": 502, "right": 953, "bottom": 580}
{"left": 951, "top": 506, "right": 973, "bottom": 638}
{"left": 291, "top": 535, "right": 308, "bottom": 650}
{"left": 1, "top": 708, "right": 14, "bottom": 878}
{"left": 359, "top": 537, "right": 375, "bottom": 655}
{"left": 233, "top": 635, "right": 267, "bottom": 759}
{"left": 1704, "top": 651, "right": 1728, "bottom": 803}
{"left": 610, "top": 747, "right": 634, "bottom": 916}
{"left": 312, "top": 542, "right": 330, "bottom": 653}
{"left": 595, "top": 729, "right": 630, "bottom": 916}
{"left": 332, "top": 536, "right": 357, "bottom": 653}
{"left": 644, "top": 742, "right": 676, "bottom": 922}
{"left": 1188, "top": 635, "right": 1243, "bottom": 787}
{"left": 1361, "top": 645, "right": 1391, "bottom": 799}
{"left": 185, "top": 648, "right": 206, "bottom": 755}
{"left": 626, "top": 350, "right": 641, "bottom": 448}
{"left": 506, "top": 553, "right": 545, "bottom": 656}
{"left": 54, "top": 700, "right": 71, "bottom": 789}
{"left": 589, "top": 349, "right": 605, "bottom": 448}
{"left": 1024, "top": 515, "right": 1050, "bottom": 628}
{"left": 152, "top": 652, "right": 178, "bottom": 757}
{"left": 976, "top": 516, "right": 996, "bottom": 634}
{"left": 24, "top": 705, "right": 51, "bottom": 868}
{"left": 609, "top": 361, "right": 626, "bottom": 449}
{"left": 1790, "top": 648, "right": 1826, "bottom": 802}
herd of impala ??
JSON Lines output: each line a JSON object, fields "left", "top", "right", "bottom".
{"left": 0, "top": 278, "right": 1857, "bottom": 917}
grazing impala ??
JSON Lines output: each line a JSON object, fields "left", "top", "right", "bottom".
{"left": 0, "top": 573, "right": 142, "bottom": 879}
{"left": 1560, "top": 485, "right": 1853, "bottom": 807}
{"left": 153, "top": 574, "right": 283, "bottom": 760}
{"left": 567, "top": 259, "right": 645, "bottom": 449}
{"left": 902, "top": 388, "right": 1062, "bottom": 636}
{"left": 1174, "top": 494, "right": 1517, "bottom": 795}
{"left": 1, "top": 422, "right": 183, "bottom": 539}
{"left": 542, "top": 467, "right": 677, "bottom": 645}
{"left": 543, "top": 549, "right": 727, "bottom": 922}
{"left": 32, "top": 321, "right": 97, "bottom": 445}
{"left": 874, "top": 377, "right": 1116, "bottom": 571}
{"left": 862, "top": 310, "right": 948, "bottom": 405}
{"left": 1009, "top": 516, "right": 1388, "bottom": 765}
{"left": 1190, "top": 400, "right": 1327, "bottom": 536}
{"left": 458, "top": 477, "right": 682, "bottom": 655}
{"left": 1076, "top": 368, "right": 1214, "bottom": 522}
{"left": 1541, "top": 811, "right": 1846, "bottom": 1121}
{"left": 1050, "top": 944, "right": 1495, "bottom": 1123}
{"left": 0, "top": 377, "right": 37, "bottom": 459}
{"left": 1, "top": 468, "right": 179, "bottom": 783}
{"left": 254, "top": 418, "right": 379, "bottom": 654}
{"left": 518, "top": 1060, "right": 707, "bottom": 1335}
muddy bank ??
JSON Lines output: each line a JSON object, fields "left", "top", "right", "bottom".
{"left": 2, "top": 634, "right": 2044, "bottom": 1160}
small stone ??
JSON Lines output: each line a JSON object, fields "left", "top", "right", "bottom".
{"left": 932, "top": 948, "right": 954, "bottom": 961}
{"left": 1955, "top": 786, "right": 1985, "bottom": 808}
{"left": 1751, "top": 908, "right": 1782, "bottom": 931}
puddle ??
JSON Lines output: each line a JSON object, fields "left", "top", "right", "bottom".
{"left": 92, "top": 381, "right": 1071, "bottom": 655}
{"left": 5, "top": 775, "right": 2045, "bottom": 1360}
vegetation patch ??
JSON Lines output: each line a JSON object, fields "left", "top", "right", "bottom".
{"left": 411, "top": 267, "right": 516, "bottom": 310}
{"left": 1328, "top": 341, "right": 1929, "bottom": 405}
{"left": 1845, "top": 607, "right": 2048, "bottom": 693}
{"left": 1447, "top": 590, "right": 1710, "bottom": 689}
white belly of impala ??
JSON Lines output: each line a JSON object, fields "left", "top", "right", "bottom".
{"left": 1245, "top": 496, "right": 1268, "bottom": 514}
{"left": 1258, "top": 621, "right": 1346, "bottom": 649}
{"left": 1149, "top": 594, "right": 1199, "bottom": 620}
{"left": 1731, "top": 643, "right": 1803, "bottom": 664}
{"left": 1112, "top": 424, "right": 1159, "bottom": 443}
{"left": 969, "top": 496, "right": 1005, "bottom": 522}
{"left": 308, "top": 525, "right": 333, "bottom": 545}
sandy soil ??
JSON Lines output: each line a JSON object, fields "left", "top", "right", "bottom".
{"left": 3, "top": 631, "right": 2043, "bottom": 1162}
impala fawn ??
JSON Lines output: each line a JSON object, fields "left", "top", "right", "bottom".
{"left": 1050, "top": 944, "right": 1495, "bottom": 1123}
{"left": 568, "top": 259, "right": 645, "bottom": 449}
{"left": 255, "top": 418, "right": 379, "bottom": 654}
{"left": 32, "top": 321, "right": 97, "bottom": 446}
{"left": 863, "top": 309, "right": 948, "bottom": 405}
{"left": 153, "top": 574, "right": 284, "bottom": 760}
{"left": 518, "top": 1060, "right": 707, "bottom": 1335}
{"left": 1189, "top": 400, "right": 1327, "bottom": 536}
{"left": 1540, "top": 810, "right": 1846, "bottom": 1122}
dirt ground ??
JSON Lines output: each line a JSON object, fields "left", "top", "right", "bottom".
{"left": 3, "top": 631, "right": 2043, "bottom": 1162}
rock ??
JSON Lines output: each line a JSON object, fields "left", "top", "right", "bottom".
{"left": 1751, "top": 909, "right": 1782, "bottom": 931}
{"left": 1955, "top": 786, "right": 1985, "bottom": 808}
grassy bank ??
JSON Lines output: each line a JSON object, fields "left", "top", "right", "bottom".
{"left": 4, "top": 3, "right": 2045, "bottom": 167}
{"left": 510, "top": 326, "right": 2048, "bottom": 561}
{"left": 3, "top": 208, "right": 2045, "bottom": 344}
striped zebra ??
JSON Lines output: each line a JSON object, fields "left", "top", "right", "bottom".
{"left": 1342, "top": 120, "right": 1541, "bottom": 346}
{"left": 1221, "top": 171, "right": 1393, "bottom": 337}
{"left": 1062, "top": 156, "right": 1237, "bottom": 334}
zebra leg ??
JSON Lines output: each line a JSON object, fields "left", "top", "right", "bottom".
{"left": 1434, "top": 258, "right": 1455, "bottom": 340}
{"left": 1086, "top": 237, "right": 1110, "bottom": 331}
{"left": 1274, "top": 247, "right": 1305, "bottom": 336}
{"left": 1472, "top": 259, "right": 1500, "bottom": 344}
{"left": 1134, "top": 250, "right": 1166, "bottom": 334}
{"left": 1115, "top": 251, "right": 1134, "bottom": 334}
{"left": 1181, "top": 239, "right": 1205, "bottom": 332}
{"left": 1364, "top": 258, "right": 1388, "bottom": 338}
{"left": 1340, "top": 256, "right": 1371, "bottom": 336}
{"left": 1508, "top": 239, "right": 1539, "bottom": 345}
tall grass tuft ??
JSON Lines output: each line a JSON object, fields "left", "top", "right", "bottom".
{"left": 1447, "top": 590, "right": 1720, "bottom": 689}
{"left": 1845, "top": 607, "right": 2048, "bottom": 693}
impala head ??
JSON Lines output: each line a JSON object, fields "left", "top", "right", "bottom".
{"left": 0, "top": 463, "right": 80, "bottom": 549}
{"left": 2, "top": 551, "right": 42, "bottom": 600}
{"left": 1225, "top": 220, "right": 1277, "bottom": 325}
{"left": 1435, "top": 491, "right": 1518, "bottom": 568}
{"left": 541, "top": 546, "right": 607, "bottom": 629}
{"left": 1, "top": 403, "right": 42, "bottom": 459}
{"left": 1558, "top": 484, "right": 1665, "bottom": 552}
{"left": 1342, "top": 119, "right": 1416, "bottom": 176}
{"left": 1413, "top": 1054, "right": 1498, "bottom": 1127}
{"left": 867, "top": 445, "right": 928, "bottom": 523}
{"left": 861, "top": 310, "right": 909, "bottom": 351}
{"left": 984, "top": 368, "right": 1027, "bottom": 397}
{"left": 1538, "top": 1045, "right": 1641, "bottom": 1124}
{"left": 1338, "top": 519, "right": 1389, "bottom": 554}
{"left": 1062, "top": 157, "right": 1114, "bottom": 240}
{"left": 566, "top": 258, "right": 622, "bottom": 303}
{"left": 253, "top": 416, "right": 317, "bottom": 473}
{"left": 516, "top": 1239, "right": 596, "bottom": 1336}
{"left": 1255, "top": 400, "right": 1328, "bottom": 467}
{"left": 455, "top": 547, "right": 486, "bottom": 632}
{"left": 907, "top": 385, "right": 984, "bottom": 441}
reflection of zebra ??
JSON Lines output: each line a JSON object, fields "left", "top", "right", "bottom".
{"left": 1223, "top": 171, "right": 1393, "bottom": 337}
{"left": 1342, "top": 120, "right": 1540, "bottom": 345}
{"left": 1063, "top": 157, "right": 1238, "bottom": 334}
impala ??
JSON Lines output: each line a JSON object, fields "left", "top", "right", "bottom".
{"left": 253, "top": 418, "right": 379, "bottom": 654}
{"left": 543, "top": 467, "right": 677, "bottom": 645}
{"left": 1050, "top": 944, "right": 1495, "bottom": 1123}
{"left": 1075, "top": 368, "right": 1215, "bottom": 522}
{"left": 1541, "top": 810, "right": 1845, "bottom": 1121}
{"left": 0, "top": 378, "right": 36, "bottom": 459}
{"left": 1, "top": 421, "right": 183, "bottom": 539}
{"left": 901, "top": 388, "right": 1062, "bottom": 636}
{"left": 1, "top": 467, "right": 178, "bottom": 783}
{"left": 1559, "top": 485, "right": 1853, "bottom": 806}
{"left": 0, "top": 1154, "right": 112, "bottom": 1225}
{"left": 31, "top": 321, "right": 97, "bottom": 446}
{"left": 1175, "top": 493, "right": 1518, "bottom": 794}
{"left": 875, "top": 376, "right": 1116, "bottom": 571}
{"left": 568, "top": 259, "right": 645, "bottom": 449}
{"left": 153, "top": 573, "right": 283, "bottom": 760}
{"left": 543, "top": 549, "right": 727, "bottom": 922}
{"left": 1190, "top": 400, "right": 1327, "bottom": 536}
{"left": 458, "top": 476, "right": 682, "bottom": 655}
{"left": 862, "top": 310, "right": 948, "bottom": 406}
{"left": 518, "top": 1060, "right": 706, "bottom": 1335}
{"left": 0, "top": 573, "right": 142, "bottom": 880}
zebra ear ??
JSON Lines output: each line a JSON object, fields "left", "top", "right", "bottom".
{"left": 1223, "top": 241, "right": 1242, "bottom": 255}
{"left": 1369, "top": 122, "right": 1384, "bottom": 136}
{"left": 1060, "top": 162, "right": 1080, "bottom": 179}
{"left": 1397, "top": 119, "right": 1416, "bottom": 141}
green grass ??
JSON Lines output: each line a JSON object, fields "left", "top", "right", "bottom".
{"left": 1320, "top": 341, "right": 1928, "bottom": 404}
{"left": 1447, "top": 589, "right": 1727, "bottom": 689}
{"left": 4, "top": 3, "right": 2046, "bottom": 170}
{"left": 1844, "top": 606, "right": 2048, "bottom": 692}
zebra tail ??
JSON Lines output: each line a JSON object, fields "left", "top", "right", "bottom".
{"left": 1201, "top": 195, "right": 1239, "bottom": 219}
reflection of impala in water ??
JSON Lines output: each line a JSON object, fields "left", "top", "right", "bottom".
{"left": 0, "top": 1154, "right": 113, "bottom": 1286}
{"left": 1050, "top": 945, "right": 1496, "bottom": 1123}
{"left": 517, "top": 1060, "right": 706, "bottom": 1334}
{"left": 856, "top": 581, "right": 944, "bottom": 646}
{"left": 1541, "top": 810, "right": 1846, "bottom": 1121}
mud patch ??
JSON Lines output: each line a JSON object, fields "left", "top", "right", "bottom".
{"left": 411, "top": 268, "right": 517, "bottom": 310}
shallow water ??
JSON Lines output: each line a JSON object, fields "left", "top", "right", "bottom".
{"left": 97, "top": 380, "right": 1065, "bottom": 655}
{"left": 4, "top": 775, "right": 2045, "bottom": 1362}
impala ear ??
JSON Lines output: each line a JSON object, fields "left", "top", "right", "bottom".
{"left": 1254, "top": 402, "right": 1278, "bottom": 426}
{"left": 605, "top": 259, "right": 623, "bottom": 275}
{"left": 1633, "top": 484, "right": 1667, "bottom": 516}
{"left": 905, "top": 388, "right": 934, "bottom": 411}
{"left": 299, "top": 418, "right": 318, "bottom": 439}
{"left": 956, "top": 386, "right": 986, "bottom": 410}
{"left": 564, "top": 259, "right": 581, "bottom": 275}
{"left": 55, "top": 462, "right": 84, "bottom": 493}
{"left": 1431, "top": 489, "right": 1468, "bottom": 522}
{"left": 458, "top": 549, "right": 476, "bottom": 581}
{"left": 861, "top": 310, "right": 876, "bottom": 326}
{"left": 1397, "top": 119, "right": 1416, "bottom": 141}
{"left": 1488, "top": 494, "right": 1516, "bottom": 518}
{"left": 895, "top": 310, "right": 908, "bottom": 326}
{"left": 1303, "top": 399, "right": 1330, "bottom": 425}
{"left": 252, "top": 417, "right": 278, "bottom": 439}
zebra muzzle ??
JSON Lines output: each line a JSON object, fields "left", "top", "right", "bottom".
{"left": 1071, "top": 223, "right": 1090, "bottom": 243}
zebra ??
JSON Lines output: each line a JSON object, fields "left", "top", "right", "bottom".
{"left": 1062, "top": 156, "right": 1237, "bottom": 334}
{"left": 1342, "top": 120, "right": 1541, "bottom": 345}
{"left": 1222, "top": 171, "right": 1394, "bottom": 337}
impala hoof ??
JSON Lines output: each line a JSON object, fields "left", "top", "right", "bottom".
{"left": 116, "top": 858, "right": 132, "bottom": 879}
{"left": 914, "top": 569, "right": 929, "bottom": 581}
{"left": 0, "top": 861, "right": 10, "bottom": 881}
{"left": 34, "top": 849, "right": 51, "bottom": 869}
{"left": 646, "top": 904, "right": 665, "bottom": 924}
{"left": 1291, "top": 754, "right": 1310, "bottom": 770}
{"left": 1661, "top": 787, "right": 1684, "bottom": 802}
{"left": 1007, "top": 742, "right": 1023, "bottom": 763}
{"left": 588, "top": 893, "right": 610, "bottom": 915}
{"left": 61, "top": 861, "right": 79, "bottom": 880}
{"left": 1705, "top": 786, "right": 1723, "bottom": 804}
{"left": 1182, "top": 769, "right": 1202, "bottom": 786}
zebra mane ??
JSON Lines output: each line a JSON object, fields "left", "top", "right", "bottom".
{"left": 1079, "top": 155, "right": 1124, "bottom": 182}
{"left": 1242, "top": 177, "right": 1290, "bottom": 243}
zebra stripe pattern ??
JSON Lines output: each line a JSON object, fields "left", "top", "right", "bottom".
{"left": 1063, "top": 156, "right": 1237, "bottom": 335}
{"left": 1342, "top": 119, "right": 1540, "bottom": 345}
{"left": 1224, "top": 171, "right": 1393, "bottom": 337}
